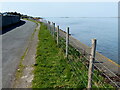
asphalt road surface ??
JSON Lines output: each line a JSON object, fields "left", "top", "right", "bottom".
{"left": 2, "top": 20, "right": 36, "bottom": 88}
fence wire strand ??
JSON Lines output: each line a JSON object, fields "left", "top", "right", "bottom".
{"left": 45, "top": 22, "right": 120, "bottom": 88}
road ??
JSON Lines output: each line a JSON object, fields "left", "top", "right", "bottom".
{"left": 2, "top": 20, "right": 36, "bottom": 88}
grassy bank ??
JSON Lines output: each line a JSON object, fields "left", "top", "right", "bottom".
{"left": 32, "top": 22, "right": 113, "bottom": 88}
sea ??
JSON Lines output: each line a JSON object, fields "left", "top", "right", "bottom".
{"left": 44, "top": 17, "right": 118, "bottom": 64}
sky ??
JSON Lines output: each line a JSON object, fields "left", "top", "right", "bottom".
{"left": 1, "top": 2, "right": 118, "bottom": 17}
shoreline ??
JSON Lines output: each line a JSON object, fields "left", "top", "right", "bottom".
{"left": 59, "top": 28, "right": 119, "bottom": 66}
{"left": 57, "top": 28, "right": 120, "bottom": 76}
{"left": 44, "top": 17, "right": 118, "bottom": 63}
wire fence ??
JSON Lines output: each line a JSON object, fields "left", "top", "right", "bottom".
{"left": 42, "top": 19, "right": 120, "bottom": 89}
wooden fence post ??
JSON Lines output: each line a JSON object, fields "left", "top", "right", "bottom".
{"left": 50, "top": 21, "right": 51, "bottom": 31}
{"left": 87, "top": 39, "right": 97, "bottom": 89}
{"left": 66, "top": 27, "right": 69, "bottom": 58}
{"left": 48, "top": 21, "right": 50, "bottom": 31}
{"left": 57, "top": 25, "right": 59, "bottom": 45}
{"left": 51, "top": 22, "right": 53, "bottom": 35}
{"left": 44, "top": 20, "right": 45, "bottom": 26}
{"left": 53, "top": 23, "right": 55, "bottom": 37}
{"left": 51, "top": 22, "right": 54, "bottom": 35}
{"left": 47, "top": 21, "right": 49, "bottom": 30}
{"left": 50, "top": 21, "right": 52, "bottom": 34}
{"left": 45, "top": 20, "right": 47, "bottom": 25}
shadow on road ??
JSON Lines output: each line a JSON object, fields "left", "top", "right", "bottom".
{"left": 1, "top": 20, "right": 26, "bottom": 35}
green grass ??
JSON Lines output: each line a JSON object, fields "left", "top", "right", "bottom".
{"left": 32, "top": 22, "right": 114, "bottom": 89}
{"left": 58, "top": 38, "right": 114, "bottom": 88}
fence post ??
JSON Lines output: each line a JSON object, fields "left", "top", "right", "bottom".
{"left": 51, "top": 22, "right": 54, "bottom": 35}
{"left": 66, "top": 27, "right": 69, "bottom": 58}
{"left": 47, "top": 21, "right": 49, "bottom": 30}
{"left": 48, "top": 21, "right": 50, "bottom": 31}
{"left": 57, "top": 25, "right": 59, "bottom": 45}
{"left": 83, "top": 49, "right": 85, "bottom": 56}
{"left": 87, "top": 39, "right": 97, "bottom": 89}
{"left": 50, "top": 21, "right": 52, "bottom": 34}
{"left": 45, "top": 20, "right": 47, "bottom": 26}
{"left": 53, "top": 23, "right": 55, "bottom": 37}
{"left": 50, "top": 21, "right": 51, "bottom": 31}
{"left": 51, "top": 22, "right": 53, "bottom": 35}
{"left": 45, "top": 20, "right": 47, "bottom": 25}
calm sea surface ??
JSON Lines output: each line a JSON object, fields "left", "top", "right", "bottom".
{"left": 44, "top": 17, "right": 118, "bottom": 64}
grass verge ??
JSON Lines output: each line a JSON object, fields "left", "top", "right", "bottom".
{"left": 32, "top": 22, "right": 113, "bottom": 89}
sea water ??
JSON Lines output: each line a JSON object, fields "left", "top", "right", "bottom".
{"left": 45, "top": 17, "right": 118, "bottom": 64}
